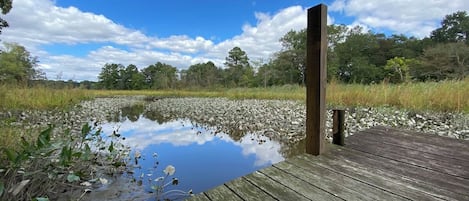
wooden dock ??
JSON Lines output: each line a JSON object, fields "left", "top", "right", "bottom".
{"left": 188, "top": 126, "right": 469, "bottom": 201}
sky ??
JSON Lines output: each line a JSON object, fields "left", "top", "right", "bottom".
{"left": 1, "top": 0, "right": 469, "bottom": 81}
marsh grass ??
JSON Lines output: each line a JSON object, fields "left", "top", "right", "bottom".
{"left": 327, "top": 78, "right": 469, "bottom": 113}
{"left": 0, "top": 85, "right": 92, "bottom": 110}
{"left": 1, "top": 79, "right": 468, "bottom": 113}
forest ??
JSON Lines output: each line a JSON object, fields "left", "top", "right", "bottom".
{"left": 0, "top": 9, "right": 468, "bottom": 90}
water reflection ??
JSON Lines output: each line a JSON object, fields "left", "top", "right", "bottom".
{"left": 100, "top": 104, "right": 303, "bottom": 197}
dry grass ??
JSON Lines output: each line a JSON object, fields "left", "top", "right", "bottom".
{"left": 327, "top": 78, "right": 469, "bottom": 113}
{"left": 1, "top": 78, "right": 468, "bottom": 113}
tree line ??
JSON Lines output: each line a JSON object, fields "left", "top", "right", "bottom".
{"left": 97, "top": 11, "right": 469, "bottom": 89}
{"left": 1, "top": 8, "right": 468, "bottom": 88}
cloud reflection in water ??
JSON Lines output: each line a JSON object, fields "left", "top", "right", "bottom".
{"left": 101, "top": 116, "right": 284, "bottom": 167}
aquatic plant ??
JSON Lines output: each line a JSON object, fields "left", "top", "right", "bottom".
{"left": 0, "top": 123, "right": 129, "bottom": 200}
{"left": 133, "top": 151, "right": 193, "bottom": 200}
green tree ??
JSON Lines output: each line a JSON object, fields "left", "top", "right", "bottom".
{"left": 224, "top": 47, "right": 253, "bottom": 87}
{"left": 143, "top": 62, "right": 177, "bottom": 89}
{"left": 0, "top": 0, "right": 12, "bottom": 35}
{"left": 117, "top": 64, "right": 145, "bottom": 90}
{"left": 279, "top": 30, "right": 306, "bottom": 84}
{"left": 384, "top": 57, "right": 418, "bottom": 83}
{"left": 98, "top": 63, "right": 123, "bottom": 89}
{"left": 431, "top": 11, "right": 469, "bottom": 44}
{"left": 414, "top": 43, "right": 469, "bottom": 81}
{"left": 334, "top": 31, "right": 386, "bottom": 83}
{"left": 182, "top": 61, "right": 221, "bottom": 88}
{"left": 0, "top": 42, "right": 40, "bottom": 84}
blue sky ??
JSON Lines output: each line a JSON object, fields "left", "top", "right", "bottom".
{"left": 1, "top": 0, "right": 468, "bottom": 81}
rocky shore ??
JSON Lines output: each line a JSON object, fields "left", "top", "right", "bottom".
{"left": 1, "top": 96, "right": 467, "bottom": 142}
{"left": 145, "top": 97, "right": 469, "bottom": 141}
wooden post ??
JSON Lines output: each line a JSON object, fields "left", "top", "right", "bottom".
{"left": 332, "top": 109, "right": 345, "bottom": 146}
{"left": 305, "top": 4, "right": 327, "bottom": 155}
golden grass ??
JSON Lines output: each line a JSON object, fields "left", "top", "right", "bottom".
{"left": 327, "top": 78, "right": 469, "bottom": 113}
{"left": 0, "top": 85, "right": 92, "bottom": 110}
{"left": 1, "top": 78, "right": 468, "bottom": 113}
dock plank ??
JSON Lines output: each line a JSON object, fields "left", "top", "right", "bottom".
{"left": 203, "top": 185, "right": 242, "bottom": 201}
{"left": 258, "top": 166, "right": 342, "bottom": 201}
{"left": 346, "top": 132, "right": 469, "bottom": 179}
{"left": 364, "top": 126, "right": 469, "bottom": 161}
{"left": 189, "top": 126, "right": 469, "bottom": 201}
{"left": 224, "top": 177, "right": 276, "bottom": 201}
{"left": 243, "top": 171, "right": 310, "bottom": 201}
{"left": 355, "top": 130, "right": 469, "bottom": 166}
{"left": 275, "top": 160, "right": 403, "bottom": 200}
{"left": 319, "top": 147, "right": 469, "bottom": 200}
{"left": 187, "top": 194, "right": 211, "bottom": 201}
{"left": 275, "top": 156, "right": 406, "bottom": 200}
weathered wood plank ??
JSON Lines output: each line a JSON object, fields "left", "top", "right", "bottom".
{"left": 224, "top": 177, "right": 276, "bottom": 201}
{"left": 275, "top": 161, "right": 400, "bottom": 200}
{"left": 316, "top": 147, "right": 469, "bottom": 200}
{"left": 365, "top": 126, "right": 469, "bottom": 158}
{"left": 278, "top": 158, "right": 407, "bottom": 200}
{"left": 187, "top": 193, "right": 211, "bottom": 201}
{"left": 203, "top": 185, "right": 243, "bottom": 201}
{"left": 346, "top": 134, "right": 469, "bottom": 179}
{"left": 357, "top": 128, "right": 469, "bottom": 164}
{"left": 258, "top": 166, "right": 342, "bottom": 201}
{"left": 300, "top": 152, "right": 454, "bottom": 200}
{"left": 305, "top": 4, "right": 327, "bottom": 155}
{"left": 190, "top": 126, "right": 469, "bottom": 201}
{"left": 366, "top": 126, "right": 469, "bottom": 154}
{"left": 243, "top": 170, "right": 310, "bottom": 201}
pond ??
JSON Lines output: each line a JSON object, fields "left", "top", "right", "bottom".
{"left": 95, "top": 104, "right": 304, "bottom": 200}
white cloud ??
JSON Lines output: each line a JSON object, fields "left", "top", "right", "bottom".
{"left": 330, "top": 0, "right": 469, "bottom": 38}
{"left": 1, "top": 0, "right": 312, "bottom": 80}
{"left": 9, "top": 0, "right": 464, "bottom": 81}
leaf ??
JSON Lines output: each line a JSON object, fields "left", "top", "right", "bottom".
{"left": 81, "top": 123, "right": 91, "bottom": 139}
{"left": 37, "top": 126, "right": 53, "bottom": 148}
{"left": 67, "top": 174, "right": 80, "bottom": 183}
{"left": 108, "top": 141, "right": 114, "bottom": 153}
{"left": 34, "top": 198, "right": 50, "bottom": 201}
{"left": 3, "top": 148, "right": 17, "bottom": 162}
{"left": 60, "top": 146, "right": 72, "bottom": 166}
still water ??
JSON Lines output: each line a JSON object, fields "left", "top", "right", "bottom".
{"left": 98, "top": 105, "right": 303, "bottom": 200}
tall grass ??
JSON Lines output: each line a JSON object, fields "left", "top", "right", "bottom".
{"left": 1, "top": 79, "right": 468, "bottom": 113}
{"left": 0, "top": 85, "right": 92, "bottom": 110}
{"left": 327, "top": 78, "right": 469, "bottom": 113}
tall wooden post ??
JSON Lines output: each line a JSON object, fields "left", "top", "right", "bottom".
{"left": 305, "top": 4, "right": 327, "bottom": 155}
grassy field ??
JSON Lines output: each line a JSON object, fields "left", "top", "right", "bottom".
{"left": 1, "top": 78, "right": 468, "bottom": 113}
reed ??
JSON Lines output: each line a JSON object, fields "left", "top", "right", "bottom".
{"left": 1, "top": 79, "right": 468, "bottom": 113}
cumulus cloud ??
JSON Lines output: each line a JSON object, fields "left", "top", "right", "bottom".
{"left": 330, "top": 0, "right": 469, "bottom": 38}
{"left": 7, "top": 0, "right": 463, "bottom": 81}
{"left": 1, "top": 0, "right": 313, "bottom": 80}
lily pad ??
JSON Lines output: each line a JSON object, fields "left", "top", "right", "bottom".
{"left": 67, "top": 174, "right": 80, "bottom": 182}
